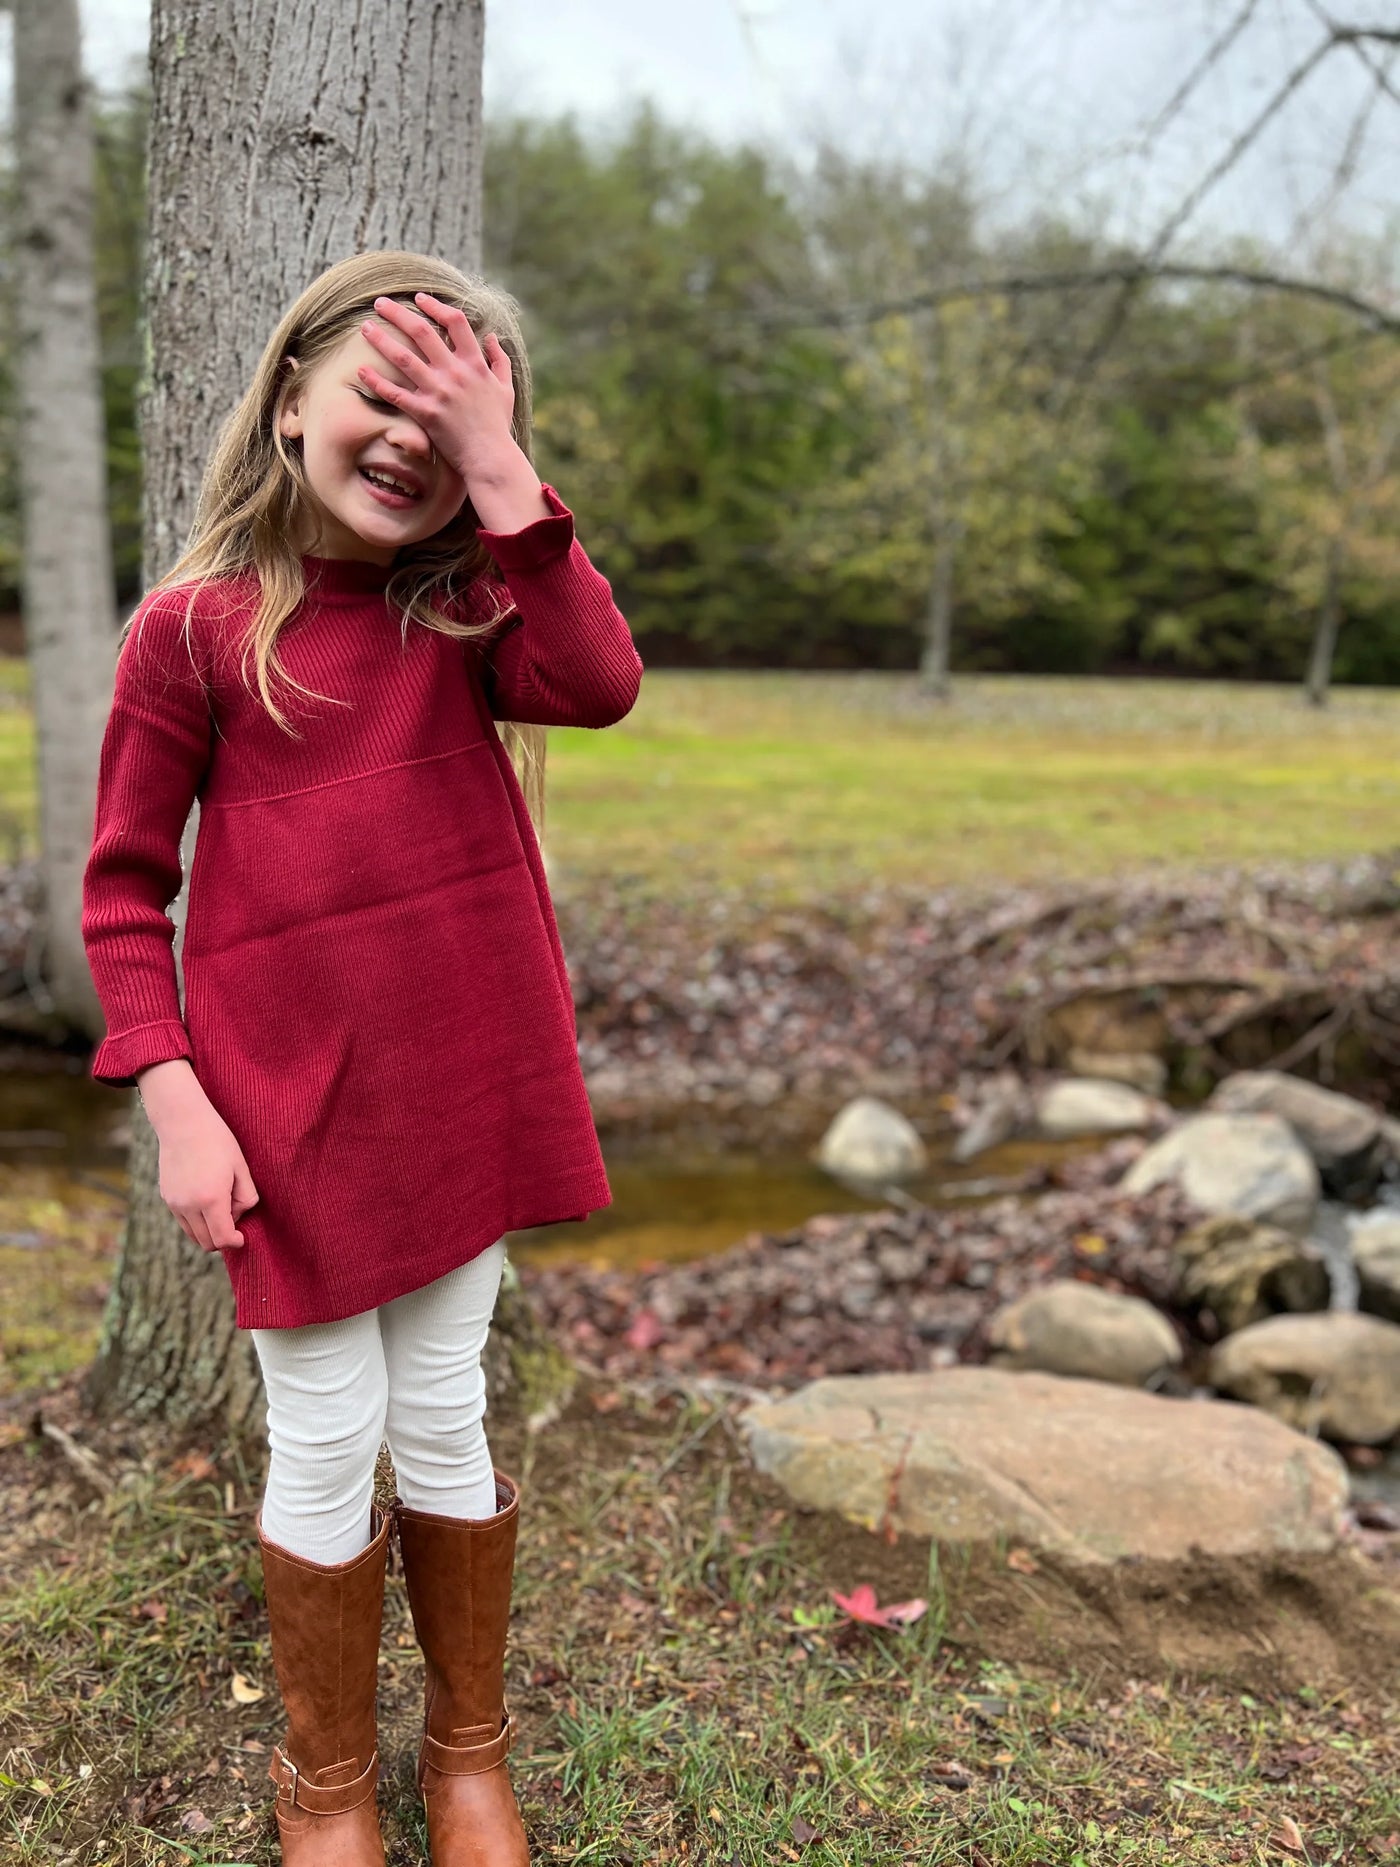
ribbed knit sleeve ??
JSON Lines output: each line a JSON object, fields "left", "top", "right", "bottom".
{"left": 475, "top": 481, "right": 644, "bottom": 727}
{"left": 81, "top": 592, "right": 214, "bottom": 1088}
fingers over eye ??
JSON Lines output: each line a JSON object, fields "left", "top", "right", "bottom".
{"left": 357, "top": 365, "right": 399, "bottom": 401}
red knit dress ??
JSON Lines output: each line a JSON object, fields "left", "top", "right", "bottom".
{"left": 81, "top": 483, "right": 643, "bottom": 1329}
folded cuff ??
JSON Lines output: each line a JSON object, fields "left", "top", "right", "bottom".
{"left": 90, "top": 1018, "right": 195, "bottom": 1089}
{"left": 476, "top": 482, "right": 576, "bottom": 572}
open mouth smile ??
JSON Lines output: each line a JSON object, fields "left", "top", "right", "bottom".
{"left": 357, "top": 465, "right": 425, "bottom": 508}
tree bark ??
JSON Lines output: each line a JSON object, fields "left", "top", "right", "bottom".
{"left": 87, "top": 0, "right": 577, "bottom": 1439}
{"left": 1304, "top": 533, "right": 1345, "bottom": 709}
{"left": 918, "top": 519, "right": 959, "bottom": 700}
{"left": 12, "top": 0, "right": 117, "bottom": 1033}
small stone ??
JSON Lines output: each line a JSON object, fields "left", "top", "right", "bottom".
{"left": 987, "top": 1280, "right": 1181, "bottom": 1386}
{"left": 1034, "top": 1078, "right": 1161, "bottom": 1139}
{"left": 1121, "top": 1112, "right": 1319, "bottom": 1235}
{"left": 1173, "top": 1215, "right": 1330, "bottom": 1334}
{"left": 815, "top": 1094, "right": 927, "bottom": 1183}
{"left": 1067, "top": 1048, "right": 1167, "bottom": 1096}
{"left": 1208, "top": 1312, "right": 1400, "bottom": 1445}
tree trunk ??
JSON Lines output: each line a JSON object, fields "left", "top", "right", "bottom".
{"left": 1304, "top": 534, "right": 1345, "bottom": 709}
{"left": 86, "top": 0, "right": 579, "bottom": 1439}
{"left": 12, "top": 0, "right": 117, "bottom": 1032}
{"left": 919, "top": 518, "right": 960, "bottom": 700}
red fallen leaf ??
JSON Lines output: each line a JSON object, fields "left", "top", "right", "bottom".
{"left": 180, "top": 1809, "right": 213, "bottom": 1835}
{"left": 830, "top": 1583, "right": 928, "bottom": 1629}
{"left": 625, "top": 1309, "right": 664, "bottom": 1350}
{"left": 169, "top": 1452, "right": 217, "bottom": 1481}
{"left": 792, "top": 1812, "right": 824, "bottom": 1844}
{"left": 1006, "top": 1547, "right": 1040, "bottom": 1574}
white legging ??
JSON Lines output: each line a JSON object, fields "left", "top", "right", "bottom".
{"left": 251, "top": 1238, "right": 507, "bottom": 1564}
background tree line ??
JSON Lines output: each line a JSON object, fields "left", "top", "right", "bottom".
{"left": 13, "top": 78, "right": 1400, "bottom": 688}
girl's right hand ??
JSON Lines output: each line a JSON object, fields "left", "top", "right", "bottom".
{"left": 135, "top": 1059, "right": 260, "bottom": 1253}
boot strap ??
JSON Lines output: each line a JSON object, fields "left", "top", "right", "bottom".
{"left": 268, "top": 1743, "right": 379, "bottom": 1813}
{"left": 419, "top": 1705, "right": 515, "bottom": 1779}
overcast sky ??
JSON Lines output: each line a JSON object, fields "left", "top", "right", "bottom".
{"left": 68, "top": 0, "right": 1400, "bottom": 270}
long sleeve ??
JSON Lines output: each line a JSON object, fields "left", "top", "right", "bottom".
{"left": 81, "top": 592, "right": 214, "bottom": 1087}
{"left": 474, "top": 481, "right": 644, "bottom": 727}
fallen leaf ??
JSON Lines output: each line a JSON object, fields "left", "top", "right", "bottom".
{"left": 230, "top": 1673, "right": 265, "bottom": 1705}
{"left": 136, "top": 1597, "right": 168, "bottom": 1624}
{"left": 624, "top": 1309, "right": 664, "bottom": 1350}
{"left": 830, "top": 1583, "right": 928, "bottom": 1629}
{"left": 169, "top": 1451, "right": 217, "bottom": 1481}
{"left": 1269, "top": 1815, "right": 1306, "bottom": 1855}
{"left": 1007, "top": 1547, "right": 1040, "bottom": 1574}
{"left": 792, "top": 1813, "right": 824, "bottom": 1844}
{"left": 29, "top": 1779, "right": 53, "bottom": 1797}
{"left": 180, "top": 1809, "right": 213, "bottom": 1834}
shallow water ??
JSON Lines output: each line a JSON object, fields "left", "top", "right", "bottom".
{"left": 4, "top": 1046, "right": 1093, "bottom": 1267}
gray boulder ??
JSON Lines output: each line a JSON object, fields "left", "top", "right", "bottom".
{"left": 987, "top": 1280, "right": 1181, "bottom": 1386}
{"left": 1209, "top": 1312, "right": 1400, "bottom": 1445}
{"left": 1348, "top": 1212, "right": 1400, "bottom": 1325}
{"left": 739, "top": 1369, "right": 1347, "bottom": 1562}
{"left": 1208, "top": 1071, "right": 1385, "bottom": 1196}
{"left": 1034, "top": 1078, "right": 1163, "bottom": 1140}
{"left": 815, "top": 1095, "right": 927, "bottom": 1183}
{"left": 1173, "top": 1215, "right": 1331, "bottom": 1334}
{"left": 1121, "top": 1111, "right": 1319, "bottom": 1234}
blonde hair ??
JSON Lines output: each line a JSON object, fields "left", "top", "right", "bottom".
{"left": 142, "top": 249, "right": 548, "bottom": 833}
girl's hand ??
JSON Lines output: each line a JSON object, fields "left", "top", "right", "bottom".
{"left": 137, "top": 1059, "right": 259, "bottom": 1254}
{"left": 358, "top": 293, "right": 529, "bottom": 497}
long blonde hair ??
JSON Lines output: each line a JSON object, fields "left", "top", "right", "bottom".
{"left": 144, "top": 250, "right": 548, "bottom": 833}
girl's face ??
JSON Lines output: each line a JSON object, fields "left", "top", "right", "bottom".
{"left": 277, "top": 316, "right": 469, "bottom": 564}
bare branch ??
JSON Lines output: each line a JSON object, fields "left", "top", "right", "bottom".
{"left": 760, "top": 261, "right": 1400, "bottom": 340}
{"left": 1139, "top": 0, "right": 1264, "bottom": 150}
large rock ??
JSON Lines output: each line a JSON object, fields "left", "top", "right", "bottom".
{"left": 1208, "top": 1071, "right": 1384, "bottom": 1196}
{"left": 1121, "top": 1112, "right": 1319, "bottom": 1234}
{"left": 1173, "top": 1215, "right": 1331, "bottom": 1334}
{"left": 1034, "top": 1078, "right": 1162, "bottom": 1140}
{"left": 738, "top": 1368, "right": 1347, "bottom": 1562}
{"left": 815, "top": 1095, "right": 927, "bottom": 1183}
{"left": 1209, "top": 1312, "right": 1400, "bottom": 1445}
{"left": 987, "top": 1280, "right": 1181, "bottom": 1386}
{"left": 1351, "top": 1212, "right": 1400, "bottom": 1325}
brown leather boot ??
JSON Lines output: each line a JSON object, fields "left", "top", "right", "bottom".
{"left": 393, "top": 1471, "right": 531, "bottom": 1866}
{"left": 256, "top": 1503, "right": 390, "bottom": 1866}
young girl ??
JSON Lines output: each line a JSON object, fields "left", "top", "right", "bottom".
{"left": 81, "top": 250, "right": 643, "bottom": 1867}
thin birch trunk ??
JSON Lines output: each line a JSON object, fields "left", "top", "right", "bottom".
{"left": 12, "top": 0, "right": 117, "bottom": 1031}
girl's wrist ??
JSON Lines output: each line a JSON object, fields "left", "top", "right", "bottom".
{"left": 467, "top": 446, "right": 551, "bottom": 534}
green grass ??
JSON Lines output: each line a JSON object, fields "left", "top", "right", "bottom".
{"left": 543, "top": 672, "right": 1400, "bottom": 898}
{"left": 3, "top": 1379, "right": 1397, "bottom": 1865}
{"left": 9, "top": 660, "right": 1399, "bottom": 897}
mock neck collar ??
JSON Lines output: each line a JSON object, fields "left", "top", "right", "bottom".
{"left": 301, "top": 553, "right": 397, "bottom": 600}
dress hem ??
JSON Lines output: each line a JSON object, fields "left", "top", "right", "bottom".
{"left": 230, "top": 1182, "right": 611, "bottom": 1330}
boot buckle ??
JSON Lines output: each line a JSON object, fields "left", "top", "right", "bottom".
{"left": 268, "top": 1746, "right": 300, "bottom": 1805}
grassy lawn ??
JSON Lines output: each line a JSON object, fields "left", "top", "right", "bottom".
{"left": 545, "top": 672, "right": 1400, "bottom": 899}
{"left": 5, "top": 659, "right": 1398, "bottom": 898}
